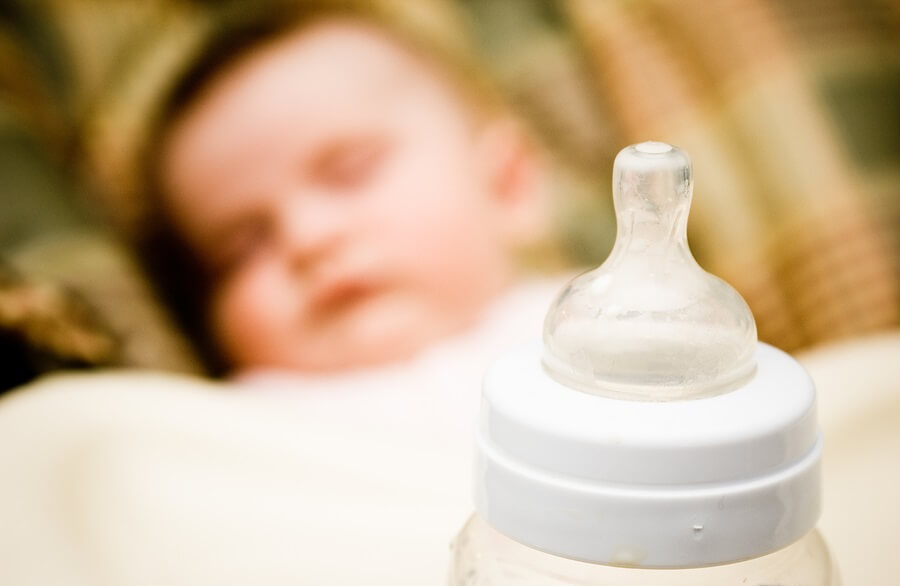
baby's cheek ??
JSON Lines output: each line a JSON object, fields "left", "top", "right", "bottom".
{"left": 396, "top": 207, "right": 508, "bottom": 310}
{"left": 209, "top": 264, "right": 296, "bottom": 368}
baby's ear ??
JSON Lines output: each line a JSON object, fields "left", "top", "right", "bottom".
{"left": 477, "top": 117, "right": 549, "bottom": 248}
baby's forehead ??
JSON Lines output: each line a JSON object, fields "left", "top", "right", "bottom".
{"left": 207, "top": 19, "right": 462, "bottom": 123}
{"left": 165, "top": 18, "right": 475, "bottom": 186}
{"left": 161, "top": 18, "right": 477, "bottom": 239}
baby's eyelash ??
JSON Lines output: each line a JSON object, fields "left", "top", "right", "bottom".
{"left": 310, "top": 138, "right": 388, "bottom": 188}
{"left": 211, "top": 216, "right": 271, "bottom": 273}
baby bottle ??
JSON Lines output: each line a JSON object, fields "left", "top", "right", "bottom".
{"left": 449, "top": 142, "right": 840, "bottom": 585}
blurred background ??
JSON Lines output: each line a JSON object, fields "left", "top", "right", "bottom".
{"left": 1, "top": 0, "right": 899, "bottom": 389}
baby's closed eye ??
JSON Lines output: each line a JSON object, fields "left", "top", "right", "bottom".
{"left": 212, "top": 213, "right": 273, "bottom": 275}
{"left": 309, "top": 137, "right": 389, "bottom": 191}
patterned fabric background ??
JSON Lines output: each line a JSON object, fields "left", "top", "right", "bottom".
{"left": 1, "top": 0, "right": 898, "bottom": 386}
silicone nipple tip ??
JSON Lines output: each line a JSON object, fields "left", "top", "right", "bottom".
{"left": 634, "top": 141, "right": 673, "bottom": 155}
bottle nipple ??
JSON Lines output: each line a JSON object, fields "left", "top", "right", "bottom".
{"left": 543, "top": 142, "right": 757, "bottom": 400}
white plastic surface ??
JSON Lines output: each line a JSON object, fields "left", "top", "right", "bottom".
{"left": 475, "top": 341, "right": 822, "bottom": 567}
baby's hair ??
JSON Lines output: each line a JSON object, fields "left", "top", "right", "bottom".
{"left": 137, "top": 0, "right": 508, "bottom": 375}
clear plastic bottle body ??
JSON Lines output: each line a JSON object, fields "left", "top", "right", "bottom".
{"left": 450, "top": 514, "right": 840, "bottom": 586}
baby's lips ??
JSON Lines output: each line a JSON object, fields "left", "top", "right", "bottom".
{"left": 305, "top": 272, "right": 383, "bottom": 315}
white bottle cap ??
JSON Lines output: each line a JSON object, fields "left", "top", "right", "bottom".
{"left": 474, "top": 142, "right": 821, "bottom": 567}
{"left": 475, "top": 341, "right": 821, "bottom": 567}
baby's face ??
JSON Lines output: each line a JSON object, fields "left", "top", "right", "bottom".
{"left": 162, "top": 21, "right": 539, "bottom": 372}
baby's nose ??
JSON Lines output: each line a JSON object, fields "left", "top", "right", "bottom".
{"left": 278, "top": 196, "right": 347, "bottom": 266}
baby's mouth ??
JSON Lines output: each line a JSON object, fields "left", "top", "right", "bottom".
{"left": 306, "top": 274, "right": 382, "bottom": 316}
